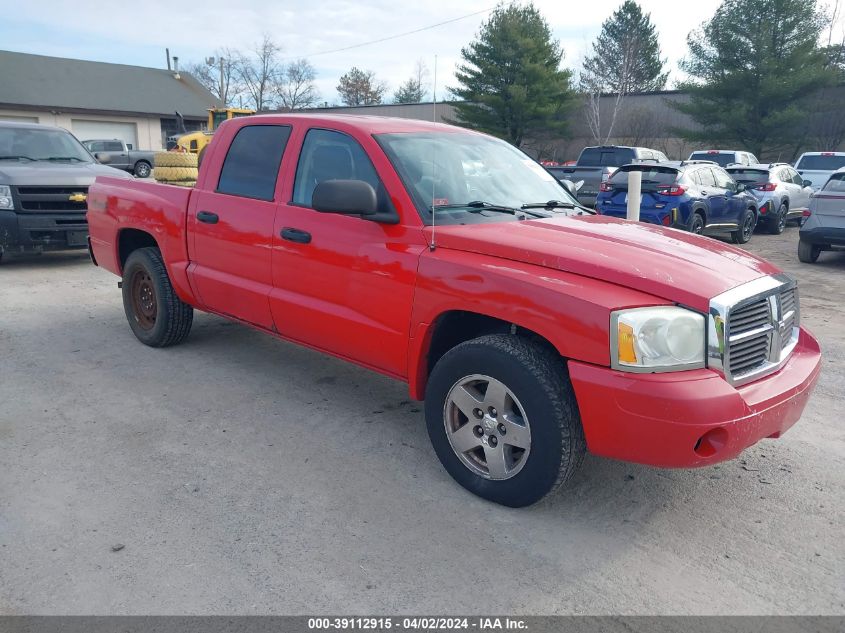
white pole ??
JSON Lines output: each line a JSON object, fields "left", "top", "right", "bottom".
{"left": 627, "top": 170, "right": 642, "bottom": 221}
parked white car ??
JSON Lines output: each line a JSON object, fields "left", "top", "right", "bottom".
{"left": 794, "top": 152, "right": 845, "bottom": 190}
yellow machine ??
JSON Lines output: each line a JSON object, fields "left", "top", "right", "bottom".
{"left": 173, "top": 107, "right": 254, "bottom": 154}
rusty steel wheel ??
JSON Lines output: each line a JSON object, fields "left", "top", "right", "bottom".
{"left": 122, "top": 247, "right": 193, "bottom": 347}
{"left": 129, "top": 269, "right": 157, "bottom": 330}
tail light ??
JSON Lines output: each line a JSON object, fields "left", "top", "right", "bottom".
{"left": 755, "top": 182, "right": 777, "bottom": 191}
{"left": 822, "top": 152, "right": 835, "bottom": 156}
{"left": 600, "top": 182, "right": 613, "bottom": 192}
{"left": 802, "top": 209, "right": 812, "bottom": 217}
{"left": 656, "top": 185, "right": 687, "bottom": 196}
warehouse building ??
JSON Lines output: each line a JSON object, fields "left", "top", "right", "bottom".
{"left": 0, "top": 50, "right": 221, "bottom": 150}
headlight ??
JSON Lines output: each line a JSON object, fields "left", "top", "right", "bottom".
{"left": 0, "top": 185, "right": 12, "bottom": 210}
{"left": 611, "top": 306, "right": 705, "bottom": 372}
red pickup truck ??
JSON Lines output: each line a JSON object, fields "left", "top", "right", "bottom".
{"left": 87, "top": 114, "right": 821, "bottom": 507}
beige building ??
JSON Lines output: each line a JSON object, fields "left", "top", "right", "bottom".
{"left": 0, "top": 50, "right": 222, "bottom": 150}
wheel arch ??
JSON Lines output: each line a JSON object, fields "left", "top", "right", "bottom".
{"left": 117, "top": 228, "right": 160, "bottom": 271}
{"left": 408, "top": 310, "right": 561, "bottom": 400}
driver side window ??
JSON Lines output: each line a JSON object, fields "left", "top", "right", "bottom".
{"left": 713, "top": 167, "right": 735, "bottom": 191}
{"left": 292, "top": 129, "right": 381, "bottom": 207}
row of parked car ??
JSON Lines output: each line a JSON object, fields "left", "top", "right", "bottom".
{"left": 547, "top": 145, "right": 845, "bottom": 261}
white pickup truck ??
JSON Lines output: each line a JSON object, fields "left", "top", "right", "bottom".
{"left": 794, "top": 151, "right": 845, "bottom": 190}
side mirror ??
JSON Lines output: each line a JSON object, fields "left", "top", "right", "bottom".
{"left": 735, "top": 182, "right": 747, "bottom": 193}
{"left": 94, "top": 152, "right": 111, "bottom": 164}
{"left": 803, "top": 179, "right": 813, "bottom": 188}
{"left": 312, "top": 179, "right": 378, "bottom": 216}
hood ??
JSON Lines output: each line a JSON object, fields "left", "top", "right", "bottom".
{"left": 0, "top": 160, "right": 131, "bottom": 186}
{"left": 428, "top": 215, "right": 780, "bottom": 312}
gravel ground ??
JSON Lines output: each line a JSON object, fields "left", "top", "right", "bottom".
{"left": 0, "top": 226, "right": 842, "bottom": 615}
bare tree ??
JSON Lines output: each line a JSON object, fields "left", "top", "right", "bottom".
{"left": 187, "top": 48, "right": 243, "bottom": 106}
{"left": 579, "top": 40, "right": 637, "bottom": 145}
{"left": 393, "top": 59, "right": 429, "bottom": 104}
{"left": 238, "top": 35, "right": 282, "bottom": 111}
{"left": 277, "top": 59, "right": 320, "bottom": 110}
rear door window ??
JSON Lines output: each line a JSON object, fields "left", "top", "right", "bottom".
{"left": 217, "top": 124, "right": 291, "bottom": 200}
{"left": 697, "top": 168, "right": 717, "bottom": 187}
{"left": 578, "top": 147, "right": 635, "bottom": 167}
{"left": 105, "top": 141, "right": 123, "bottom": 151}
{"left": 690, "top": 152, "right": 734, "bottom": 167}
{"left": 796, "top": 154, "right": 845, "bottom": 171}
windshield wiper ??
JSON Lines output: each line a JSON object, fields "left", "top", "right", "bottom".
{"left": 521, "top": 199, "right": 595, "bottom": 214}
{"left": 0, "top": 155, "right": 36, "bottom": 161}
{"left": 43, "top": 156, "right": 86, "bottom": 162}
{"left": 432, "top": 200, "right": 548, "bottom": 218}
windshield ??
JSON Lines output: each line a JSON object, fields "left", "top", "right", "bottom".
{"left": 578, "top": 147, "right": 635, "bottom": 167}
{"left": 727, "top": 169, "right": 770, "bottom": 182}
{"left": 689, "top": 152, "right": 736, "bottom": 167}
{"left": 376, "top": 132, "right": 578, "bottom": 225}
{"left": 796, "top": 154, "right": 845, "bottom": 171}
{"left": 0, "top": 126, "right": 92, "bottom": 162}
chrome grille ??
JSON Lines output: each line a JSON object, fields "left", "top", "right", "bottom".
{"left": 727, "top": 298, "right": 771, "bottom": 376}
{"left": 780, "top": 288, "right": 797, "bottom": 349}
{"left": 708, "top": 274, "right": 800, "bottom": 386}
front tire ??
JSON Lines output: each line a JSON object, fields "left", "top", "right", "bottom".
{"left": 425, "top": 334, "right": 585, "bottom": 507}
{"left": 122, "top": 247, "right": 193, "bottom": 347}
{"left": 732, "top": 209, "right": 756, "bottom": 244}
{"left": 798, "top": 240, "right": 821, "bottom": 263}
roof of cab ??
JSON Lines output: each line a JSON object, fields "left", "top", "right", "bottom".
{"left": 232, "top": 112, "right": 474, "bottom": 135}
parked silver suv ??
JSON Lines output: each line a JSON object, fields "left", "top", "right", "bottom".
{"left": 727, "top": 163, "right": 814, "bottom": 234}
{"left": 799, "top": 168, "right": 845, "bottom": 262}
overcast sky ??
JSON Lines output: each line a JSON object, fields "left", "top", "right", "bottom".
{"left": 2, "top": 0, "right": 835, "bottom": 105}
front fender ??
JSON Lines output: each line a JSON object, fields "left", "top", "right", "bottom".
{"left": 406, "top": 249, "right": 671, "bottom": 399}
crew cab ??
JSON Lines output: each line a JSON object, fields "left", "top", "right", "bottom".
{"left": 794, "top": 151, "right": 845, "bottom": 190}
{"left": 87, "top": 114, "right": 821, "bottom": 507}
{"left": 82, "top": 138, "right": 155, "bottom": 178}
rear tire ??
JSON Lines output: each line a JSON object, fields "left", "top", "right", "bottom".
{"left": 768, "top": 202, "right": 787, "bottom": 234}
{"left": 731, "top": 209, "right": 756, "bottom": 244}
{"left": 122, "top": 247, "right": 193, "bottom": 347}
{"left": 689, "top": 212, "right": 705, "bottom": 234}
{"left": 425, "top": 334, "right": 586, "bottom": 507}
{"left": 798, "top": 240, "right": 821, "bottom": 263}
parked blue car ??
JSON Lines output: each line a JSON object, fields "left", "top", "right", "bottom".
{"left": 594, "top": 161, "right": 760, "bottom": 243}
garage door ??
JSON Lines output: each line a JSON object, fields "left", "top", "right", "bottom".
{"left": 0, "top": 115, "right": 39, "bottom": 123}
{"left": 70, "top": 120, "right": 138, "bottom": 149}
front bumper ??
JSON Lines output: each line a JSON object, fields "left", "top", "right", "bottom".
{"left": 568, "top": 327, "right": 821, "bottom": 468}
{"left": 0, "top": 210, "right": 88, "bottom": 252}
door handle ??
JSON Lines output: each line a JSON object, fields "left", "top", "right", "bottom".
{"left": 281, "top": 227, "right": 312, "bottom": 244}
{"left": 197, "top": 210, "right": 219, "bottom": 224}
{"left": 701, "top": 190, "right": 710, "bottom": 196}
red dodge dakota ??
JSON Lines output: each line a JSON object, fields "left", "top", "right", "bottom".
{"left": 87, "top": 114, "right": 821, "bottom": 507}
